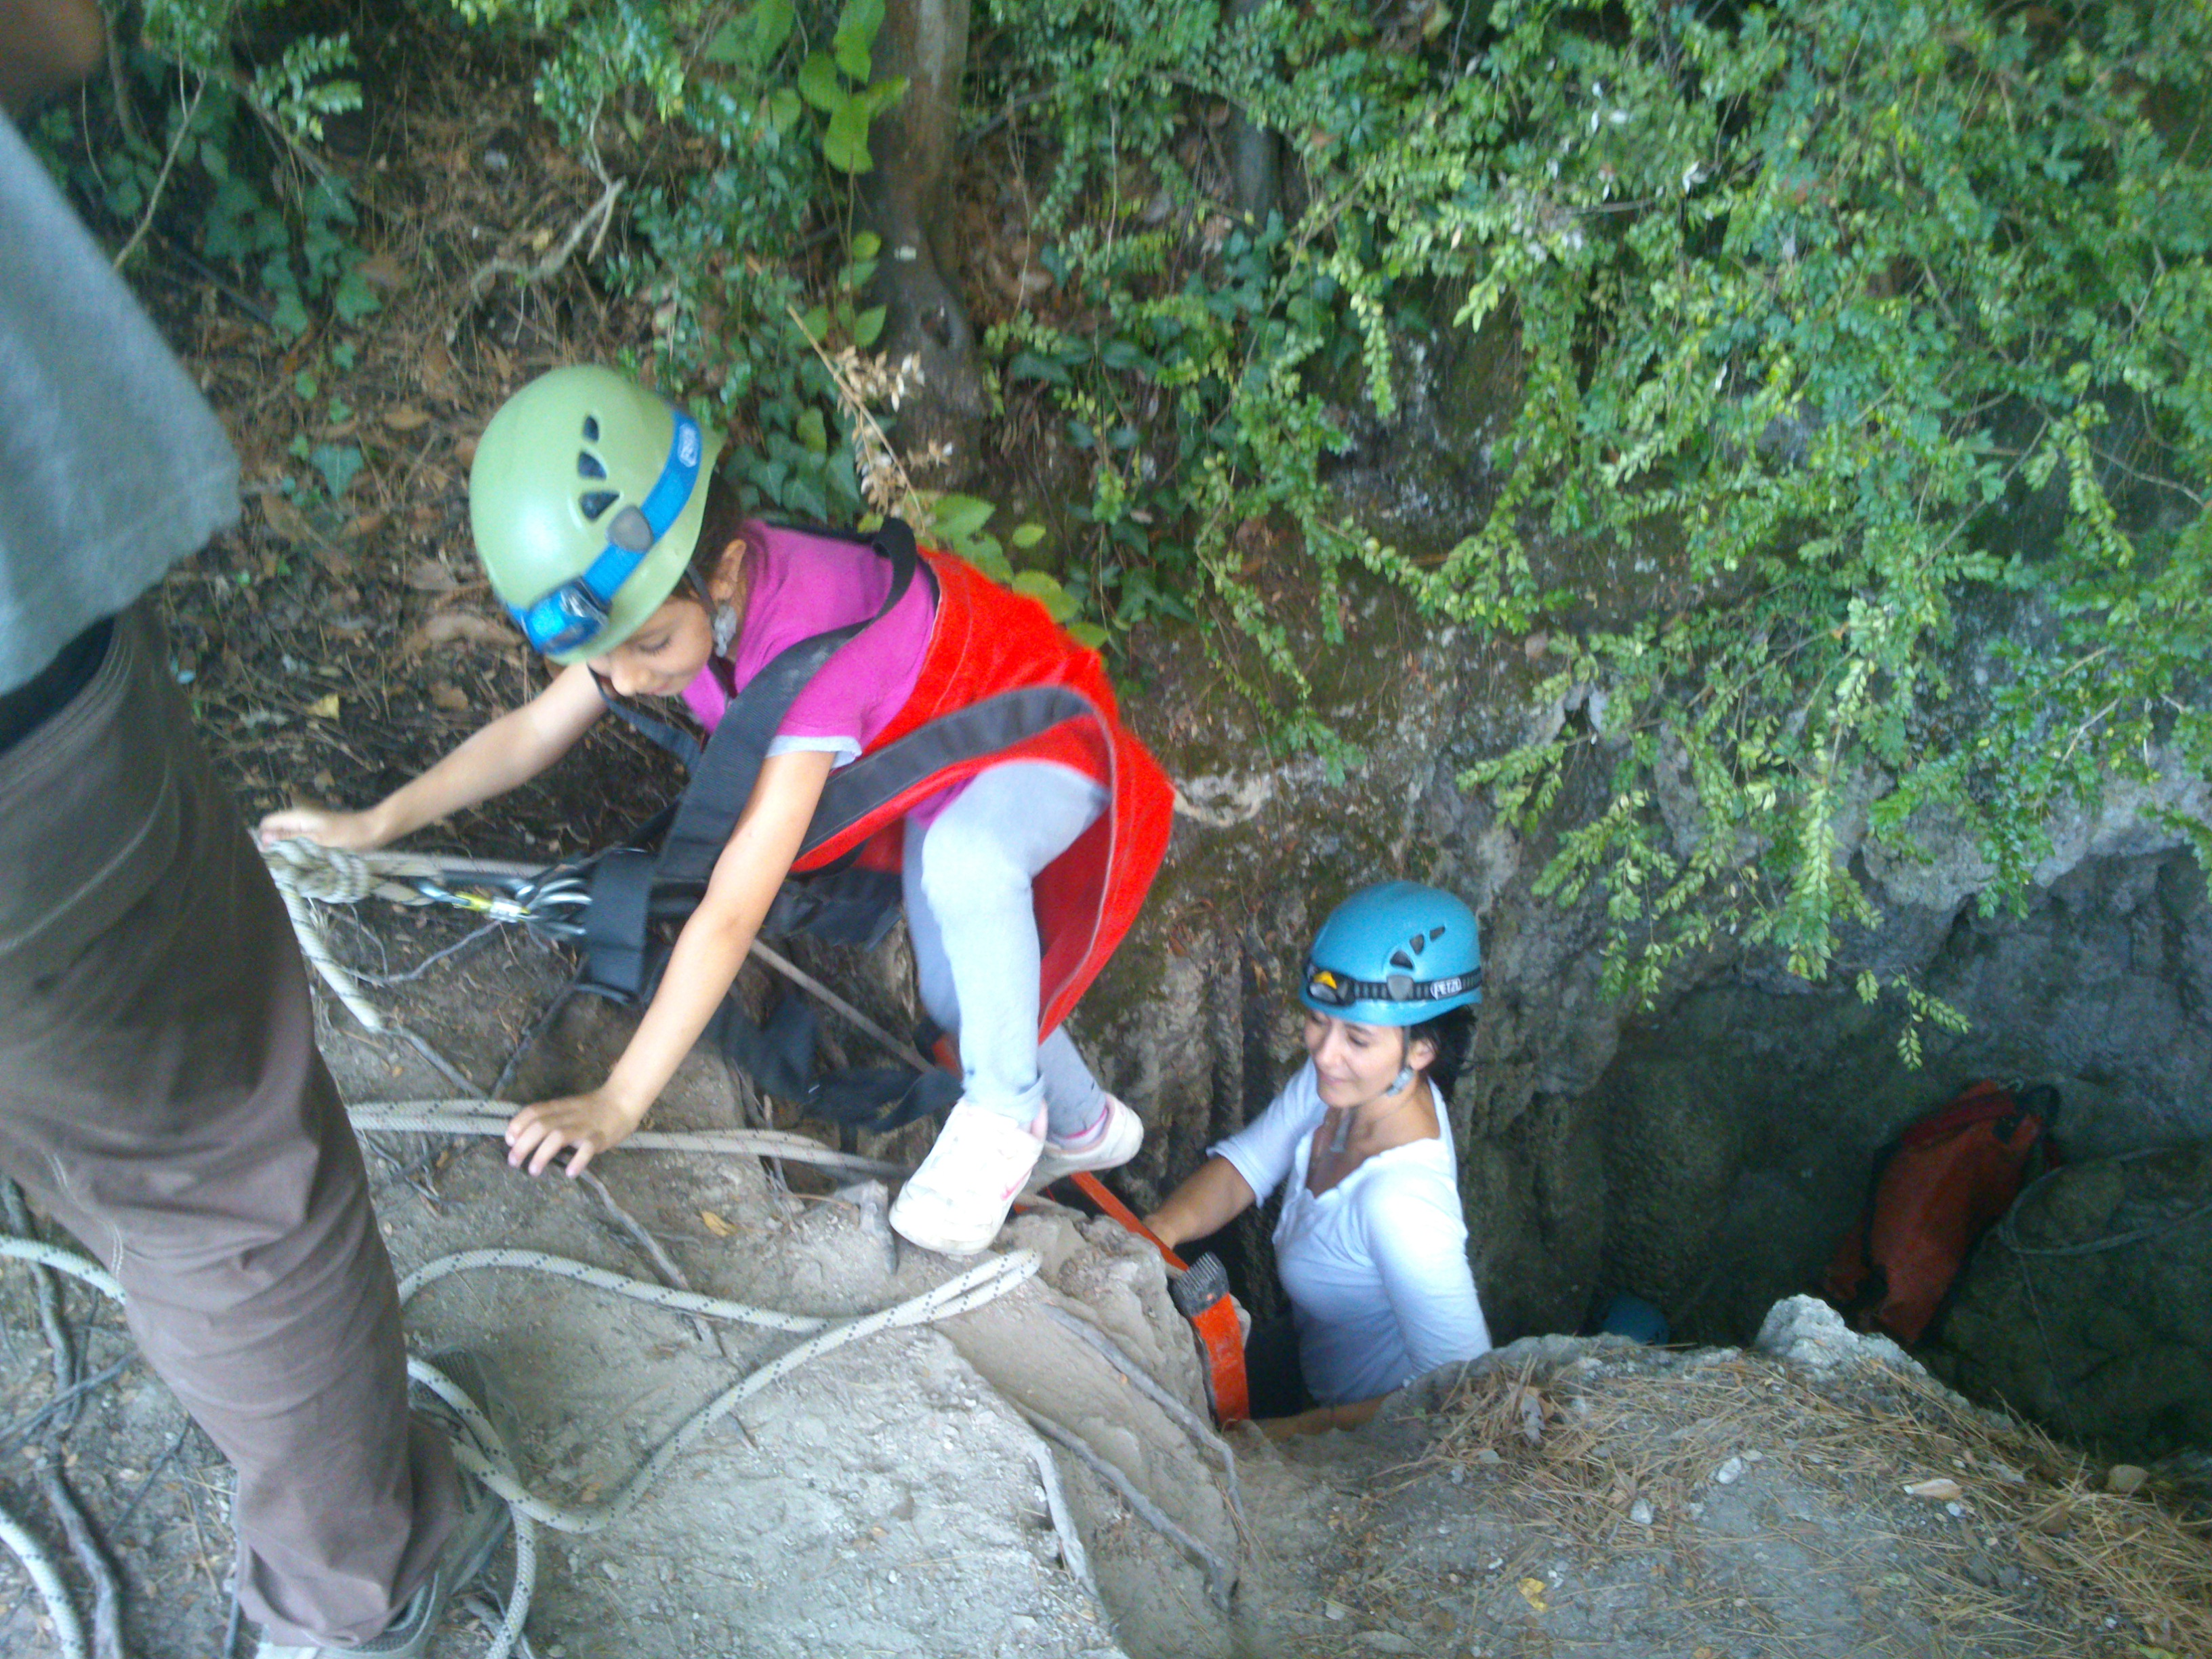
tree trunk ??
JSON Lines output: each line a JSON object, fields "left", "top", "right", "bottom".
{"left": 857, "top": 0, "right": 984, "bottom": 485}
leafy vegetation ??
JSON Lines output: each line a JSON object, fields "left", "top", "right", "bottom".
{"left": 35, "top": 0, "right": 372, "bottom": 335}
{"left": 982, "top": 0, "right": 2212, "bottom": 1014}
{"left": 52, "top": 0, "right": 2212, "bottom": 1020}
{"left": 447, "top": 0, "right": 916, "bottom": 529}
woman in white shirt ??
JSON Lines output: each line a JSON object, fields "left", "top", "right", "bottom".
{"left": 1145, "top": 881, "right": 1491, "bottom": 1433}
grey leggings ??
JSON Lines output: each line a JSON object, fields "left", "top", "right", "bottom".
{"left": 902, "top": 762, "right": 1109, "bottom": 1134}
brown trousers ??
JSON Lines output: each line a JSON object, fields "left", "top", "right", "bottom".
{"left": 0, "top": 607, "right": 459, "bottom": 1646}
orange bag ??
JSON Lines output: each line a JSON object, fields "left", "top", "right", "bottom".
{"left": 1823, "top": 1080, "right": 2057, "bottom": 1344}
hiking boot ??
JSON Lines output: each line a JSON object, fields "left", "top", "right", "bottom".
{"left": 1027, "top": 1094, "right": 1143, "bottom": 1192}
{"left": 253, "top": 1351, "right": 516, "bottom": 1659}
{"left": 889, "top": 1099, "right": 1046, "bottom": 1255}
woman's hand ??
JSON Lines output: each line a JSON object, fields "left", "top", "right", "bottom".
{"left": 257, "top": 802, "right": 389, "bottom": 852}
{"left": 504, "top": 1089, "right": 649, "bottom": 1178}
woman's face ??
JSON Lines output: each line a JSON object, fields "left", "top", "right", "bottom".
{"left": 588, "top": 593, "right": 714, "bottom": 699}
{"left": 1301, "top": 1011, "right": 1435, "bottom": 1111}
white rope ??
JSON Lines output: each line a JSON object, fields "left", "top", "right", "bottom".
{"left": 0, "top": 1501, "right": 86, "bottom": 1659}
{"left": 260, "top": 840, "right": 550, "bottom": 1032}
{"left": 348, "top": 1104, "right": 911, "bottom": 1181}
{"left": 272, "top": 866, "right": 388, "bottom": 1031}
{"left": 410, "top": 1252, "right": 1039, "bottom": 1537}
{"left": 0, "top": 1229, "right": 1038, "bottom": 1659}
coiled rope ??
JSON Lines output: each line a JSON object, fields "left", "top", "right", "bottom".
{"left": 0, "top": 1223, "right": 1037, "bottom": 1659}
{"left": 261, "top": 841, "right": 552, "bottom": 1031}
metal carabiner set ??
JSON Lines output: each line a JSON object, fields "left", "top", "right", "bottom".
{"left": 403, "top": 865, "right": 595, "bottom": 938}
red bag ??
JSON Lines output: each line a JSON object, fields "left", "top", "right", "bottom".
{"left": 1823, "top": 1080, "right": 2057, "bottom": 1344}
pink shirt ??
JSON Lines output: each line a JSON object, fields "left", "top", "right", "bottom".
{"left": 680, "top": 522, "right": 933, "bottom": 758}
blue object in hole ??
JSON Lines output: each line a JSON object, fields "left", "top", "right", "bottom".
{"left": 1596, "top": 1293, "right": 1669, "bottom": 1346}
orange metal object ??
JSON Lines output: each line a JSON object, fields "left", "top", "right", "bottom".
{"left": 1069, "top": 1172, "right": 1250, "bottom": 1424}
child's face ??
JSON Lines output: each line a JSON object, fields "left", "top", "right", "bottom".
{"left": 587, "top": 594, "right": 713, "bottom": 699}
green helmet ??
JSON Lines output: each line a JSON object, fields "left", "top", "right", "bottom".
{"left": 468, "top": 365, "right": 726, "bottom": 664}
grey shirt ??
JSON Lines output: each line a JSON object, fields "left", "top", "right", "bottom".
{"left": 0, "top": 117, "right": 239, "bottom": 693}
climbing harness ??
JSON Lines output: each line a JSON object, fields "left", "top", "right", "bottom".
{"left": 260, "top": 836, "right": 941, "bottom": 1116}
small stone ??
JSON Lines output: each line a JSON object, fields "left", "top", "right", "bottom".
{"left": 1325, "top": 1599, "right": 1350, "bottom": 1621}
{"left": 1474, "top": 1448, "right": 1502, "bottom": 1467}
{"left": 1629, "top": 1498, "right": 1654, "bottom": 1527}
{"left": 2106, "top": 1465, "right": 2149, "bottom": 1495}
{"left": 1713, "top": 1456, "right": 1745, "bottom": 1485}
{"left": 1904, "top": 1477, "right": 1964, "bottom": 1502}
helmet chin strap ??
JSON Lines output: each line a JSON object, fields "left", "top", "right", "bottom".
{"left": 1390, "top": 1064, "right": 1416, "bottom": 1094}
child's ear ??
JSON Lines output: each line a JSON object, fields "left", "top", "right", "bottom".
{"left": 705, "top": 535, "right": 751, "bottom": 606}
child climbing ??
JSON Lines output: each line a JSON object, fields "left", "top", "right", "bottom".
{"left": 260, "top": 365, "right": 1171, "bottom": 1255}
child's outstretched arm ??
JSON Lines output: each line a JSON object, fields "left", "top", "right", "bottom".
{"left": 258, "top": 661, "right": 608, "bottom": 851}
{"left": 504, "top": 746, "right": 840, "bottom": 1176}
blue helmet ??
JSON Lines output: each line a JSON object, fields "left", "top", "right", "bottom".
{"left": 1300, "top": 880, "right": 1482, "bottom": 1027}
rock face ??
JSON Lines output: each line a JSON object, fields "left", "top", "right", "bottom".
{"left": 1070, "top": 570, "right": 2212, "bottom": 1456}
{"left": 1923, "top": 1141, "right": 2212, "bottom": 1461}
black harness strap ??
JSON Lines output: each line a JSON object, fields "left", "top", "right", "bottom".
{"left": 576, "top": 520, "right": 922, "bottom": 1000}
{"left": 799, "top": 684, "right": 1105, "bottom": 859}
{"left": 596, "top": 697, "right": 703, "bottom": 771}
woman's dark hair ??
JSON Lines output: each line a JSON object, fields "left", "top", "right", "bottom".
{"left": 1407, "top": 1005, "right": 1477, "bottom": 1097}
{"left": 685, "top": 468, "right": 751, "bottom": 593}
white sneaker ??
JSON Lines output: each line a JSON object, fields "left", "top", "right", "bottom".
{"left": 1027, "top": 1094, "right": 1143, "bottom": 1191}
{"left": 890, "top": 1100, "right": 1046, "bottom": 1255}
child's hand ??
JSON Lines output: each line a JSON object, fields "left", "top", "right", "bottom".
{"left": 256, "top": 804, "right": 387, "bottom": 851}
{"left": 504, "top": 1089, "right": 648, "bottom": 1178}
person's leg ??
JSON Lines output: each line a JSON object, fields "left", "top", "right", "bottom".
{"left": 903, "top": 816, "right": 1105, "bottom": 1132}
{"left": 0, "top": 607, "right": 461, "bottom": 1647}
{"left": 902, "top": 761, "right": 1106, "bottom": 1134}
{"left": 892, "top": 762, "right": 1124, "bottom": 1251}
{"left": 899, "top": 817, "right": 962, "bottom": 1040}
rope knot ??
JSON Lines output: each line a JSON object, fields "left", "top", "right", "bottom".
{"left": 264, "top": 838, "right": 380, "bottom": 905}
